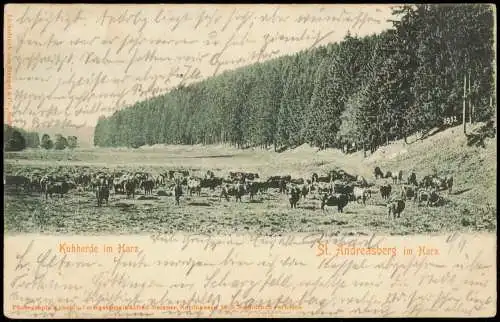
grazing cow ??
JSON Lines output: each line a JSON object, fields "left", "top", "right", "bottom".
{"left": 246, "top": 181, "right": 261, "bottom": 200}
{"left": 25, "top": 173, "right": 40, "bottom": 190}
{"left": 316, "top": 182, "right": 332, "bottom": 194}
{"left": 431, "top": 177, "right": 444, "bottom": 189}
{"left": 106, "top": 175, "right": 114, "bottom": 190}
{"left": 329, "top": 170, "right": 341, "bottom": 182}
{"left": 66, "top": 180, "right": 77, "bottom": 190}
{"left": 205, "top": 170, "right": 215, "bottom": 179}
{"left": 85, "top": 174, "right": 94, "bottom": 191}
{"left": 233, "top": 183, "right": 246, "bottom": 202}
{"left": 113, "top": 177, "right": 125, "bottom": 194}
{"left": 174, "top": 182, "right": 183, "bottom": 205}
{"left": 75, "top": 173, "right": 92, "bottom": 189}
{"left": 266, "top": 175, "right": 291, "bottom": 189}
{"left": 155, "top": 175, "right": 165, "bottom": 187}
{"left": 390, "top": 172, "right": 398, "bottom": 184}
{"left": 124, "top": 179, "right": 136, "bottom": 199}
{"left": 140, "top": 179, "right": 155, "bottom": 196}
{"left": 229, "top": 172, "right": 243, "bottom": 182}
{"left": 380, "top": 184, "right": 392, "bottom": 200}
{"left": 338, "top": 170, "right": 357, "bottom": 182}
{"left": 112, "top": 171, "right": 124, "bottom": 180}
{"left": 289, "top": 186, "right": 301, "bottom": 208}
{"left": 355, "top": 176, "right": 369, "bottom": 187}
{"left": 4, "top": 175, "right": 30, "bottom": 191}
{"left": 187, "top": 178, "right": 202, "bottom": 196}
{"left": 432, "top": 175, "right": 454, "bottom": 194}
{"left": 29, "top": 174, "right": 43, "bottom": 192}
{"left": 229, "top": 172, "right": 241, "bottom": 180}
{"left": 417, "top": 189, "right": 430, "bottom": 205}
{"left": 407, "top": 172, "right": 418, "bottom": 186}
{"left": 332, "top": 181, "right": 354, "bottom": 199}
{"left": 321, "top": 193, "right": 349, "bottom": 212}
{"left": 387, "top": 199, "right": 405, "bottom": 219}
{"left": 73, "top": 173, "right": 85, "bottom": 189}
{"left": 316, "top": 175, "right": 332, "bottom": 183}
{"left": 220, "top": 185, "right": 231, "bottom": 201}
{"left": 222, "top": 177, "right": 234, "bottom": 185}
{"left": 400, "top": 185, "right": 416, "bottom": 201}
{"left": 445, "top": 176, "right": 453, "bottom": 194}
{"left": 420, "top": 175, "right": 433, "bottom": 189}
{"left": 94, "top": 173, "right": 111, "bottom": 189}
{"left": 40, "top": 175, "right": 52, "bottom": 193}
{"left": 169, "top": 170, "right": 189, "bottom": 183}
{"left": 96, "top": 184, "right": 110, "bottom": 207}
{"left": 201, "top": 177, "right": 223, "bottom": 190}
{"left": 133, "top": 172, "right": 148, "bottom": 182}
{"left": 246, "top": 173, "right": 260, "bottom": 181}
{"left": 417, "top": 189, "right": 441, "bottom": 207}
{"left": 428, "top": 190, "right": 441, "bottom": 206}
{"left": 44, "top": 181, "right": 70, "bottom": 199}
{"left": 290, "top": 178, "right": 304, "bottom": 185}
{"left": 229, "top": 172, "right": 258, "bottom": 182}
{"left": 374, "top": 167, "right": 384, "bottom": 179}
{"left": 353, "top": 187, "right": 371, "bottom": 205}
{"left": 101, "top": 176, "right": 112, "bottom": 191}
{"left": 259, "top": 180, "right": 269, "bottom": 193}
{"left": 278, "top": 179, "right": 288, "bottom": 194}
{"left": 89, "top": 178, "right": 100, "bottom": 192}
{"left": 82, "top": 173, "right": 92, "bottom": 189}
{"left": 398, "top": 170, "right": 403, "bottom": 184}
{"left": 300, "top": 184, "right": 309, "bottom": 199}
{"left": 220, "top": 183, "right": 245, "bottom": 202}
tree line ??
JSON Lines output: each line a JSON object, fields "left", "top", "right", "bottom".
{"left": 40, "top": 134, "right": 78, "bottom": 150}
{"left": 4, "top": 124, "right": 40, "bottom": 151}
{"left": 3, "top": 124, "right": 78, "bottom": 151}
{"left": 94, "top": 4, "right": 496, "bottom": 153}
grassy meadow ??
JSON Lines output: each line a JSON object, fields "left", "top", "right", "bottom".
{"left": 3, "top": 124, "right": 496, "bottom": 236}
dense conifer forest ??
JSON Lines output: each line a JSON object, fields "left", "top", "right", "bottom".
{"left": 94, "top": 5, "right": 495, "bottom": 152}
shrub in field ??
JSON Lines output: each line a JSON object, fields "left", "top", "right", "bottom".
{"left": 67, "top": 136, "right": 78, "bottom": 149}
{"left": 54, "top": 134, "right": 68, "bottom": 150}
{"left": 41, "top": 134, "right": 53, "bottom": 150}
{"left": 5, "top": 130, "right": 26, "bottom": 151}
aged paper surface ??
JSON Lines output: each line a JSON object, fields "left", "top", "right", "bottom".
{"left": 3, "top": 234, "right": 497, "bottom": 318}
{"left": 3, "top": 3, "right": 497, "bottom": 318}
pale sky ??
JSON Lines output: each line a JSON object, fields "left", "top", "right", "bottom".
{"left": 4, "top": 4, "right": 396, "bottom": 130}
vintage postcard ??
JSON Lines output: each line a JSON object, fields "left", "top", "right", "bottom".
{"left": 3, "top": 3, "right": 497, "bottom": 318}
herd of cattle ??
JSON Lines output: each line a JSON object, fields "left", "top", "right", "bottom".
{"left": 4, "top": 165, "right": 454, "bottom": 219}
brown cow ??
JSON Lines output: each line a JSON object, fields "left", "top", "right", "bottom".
{"left": 289, "top": 186, "right": 301, "bottom": 208}
{"left": 387, "top": 199, "right": 405, "bottom": 219}
{"left": 321, "top": 193, "right": 349, "bottom": 212}
{"left": 380, "top": 184, "right": 392, "bottom": 200}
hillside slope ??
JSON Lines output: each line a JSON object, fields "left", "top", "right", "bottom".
{"left": 294, "top": 123, "right": 496, "bottom": 209}
{"left": 366, "top": 124, "right": 496, "bottom": 206}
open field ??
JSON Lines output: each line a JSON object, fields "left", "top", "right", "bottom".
{"left": 4, "top": 124, "right": 497, "bottom": 236}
